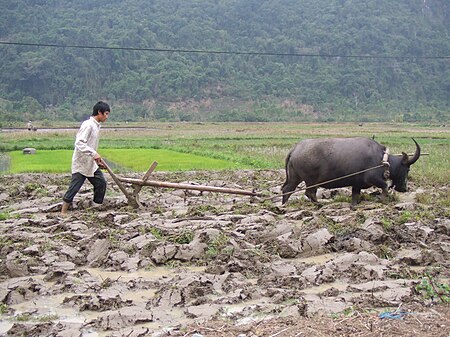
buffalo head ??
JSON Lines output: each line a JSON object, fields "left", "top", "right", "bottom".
{"left": 390, "top": 138, "right": 421, "bottom": 192}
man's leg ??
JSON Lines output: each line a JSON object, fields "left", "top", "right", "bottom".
{"left": 88, "top": 168, "right": 107, "bottom": 204}
{"left": 61, "top": 173, "right": 86, "bottom": 215}
{"left": 61, "top": 201, "right": 70, "bottom": 215}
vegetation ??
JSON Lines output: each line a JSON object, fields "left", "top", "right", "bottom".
{"left": 101, "top": 148, "right": 243, "bottom": 172}
{"left": 9, "top": 150, "right": 72, "bottom": 173}
{"left": 206, "top": 232, "right": 230, "bottom": 258}
{"left": 1, "top": 122, "right": 449, "bottom": 189}
{"left": 0, "top": 0, "right": 448, "bottom": 123}
{"left": 0, "top": 303, "right": 8, "bottom": 314}
{"left": 7, "top": 148, "right": 243, "bottom": 173}
{"left": 415, "top": 274, "right": 450, "bottom": 304}
{"left": 168, "top": 230, "right": 194, "bottom": 245}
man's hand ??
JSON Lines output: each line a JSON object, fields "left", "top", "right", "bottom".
{"left": 94, "top": 154, "right": 106, "bottom": 169}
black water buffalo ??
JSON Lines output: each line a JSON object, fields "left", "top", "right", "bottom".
{"left": 281, "top": 137, "right": 420, "bottom": 205}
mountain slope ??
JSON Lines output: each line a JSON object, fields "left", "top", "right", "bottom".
{"left": 0, "top": 0, "right": 448, "bottom": 122}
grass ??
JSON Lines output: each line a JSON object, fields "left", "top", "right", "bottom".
{"left": 101, "top": 148, "right": 246, "bottom": 172}
{"left": 9, "top": 150, "right": 72, "bottom": 173}
{"left": 6, "top": 148, "right": 249, "bottom": 173}
{"left": 1, "top": 122, "right": 449, "bottom": 186}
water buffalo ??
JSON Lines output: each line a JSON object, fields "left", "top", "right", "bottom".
{"left": 281, "top": 137, "right": 420, "bottom": 205}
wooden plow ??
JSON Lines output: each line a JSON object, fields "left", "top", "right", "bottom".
{"left": 101, "top": 160, "right": 259, "bottom": 209}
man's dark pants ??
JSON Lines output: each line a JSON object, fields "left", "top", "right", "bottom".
{"left": 63, "top": 168, "right": 106, "bottom": 204}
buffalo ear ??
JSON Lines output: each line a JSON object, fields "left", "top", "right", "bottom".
{"left": 401, "top": 152, "right": 409, "bottom": 165}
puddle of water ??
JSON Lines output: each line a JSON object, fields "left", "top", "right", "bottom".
{"left": 222, "top": 298, "right": 268, "bottom": 314}
{"left": 83, "top": 267, "right": 174, "bottom": 281}
{"left": 122, "top": 289, "right": 156, "bottom": 302}
{"left": 300, "top": 281, "right": 348, "bottom": 295}
{"left": 0, "top": 322, "right": 13, "bottom": 335}
{"left": 0, "top": 265, "right": 206, "bottom": 336}
{"left": 409, "top": 266, "right": 427, "bottom": 273}
{"left": 7, "top": 293, "right": 92, "bottom": 318}
{"left": 0, "top": 293, "right": 89, "bottom": 335}
{"left": 293, "top": 253, "right": 336, "bottom": 265}
{"left": 248, "top": 278, "right": 258, "bottom": 285}
{"left": 81, "top": 319, "right": 185, "bottom": 337}
{"left": 83, "top": 265, "right": 206, "bottom": 282}
{"left": 0, "top": 289, "right": 181, "bottom": 336}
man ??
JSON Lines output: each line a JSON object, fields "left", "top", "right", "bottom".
{"left": 61, "top": 101, "right": 110, "bottom": 215}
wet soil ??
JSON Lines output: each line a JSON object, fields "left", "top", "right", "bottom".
{"left": 0, "top": 170, "right": 448, "bottom": 337}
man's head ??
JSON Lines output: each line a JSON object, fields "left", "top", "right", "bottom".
{"left": 92, "top": 101, "right": 110, "bottom": 122}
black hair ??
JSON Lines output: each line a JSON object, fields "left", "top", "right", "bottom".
{"left": 92, "top": 101, "right": 110, "bottom": 116}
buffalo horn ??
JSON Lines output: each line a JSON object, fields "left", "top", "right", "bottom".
{"left": 408, "top": 138, "right": 421, "bottom": 165}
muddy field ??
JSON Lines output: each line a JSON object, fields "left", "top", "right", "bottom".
{"left": 0, "top": 170, "right": 448, "bottom": 337}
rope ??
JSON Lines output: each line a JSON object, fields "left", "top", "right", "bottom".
{"left": 260, "top": 163, "right": 385, "bottom": 202}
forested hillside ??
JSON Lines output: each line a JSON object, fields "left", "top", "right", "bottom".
{"left": 0, "top": 0, "right": 448, "bottom": 123}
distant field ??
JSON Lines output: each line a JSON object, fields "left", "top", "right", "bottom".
{"left": 8, "top": 148, "right": 244, "bottom": 173}
{"left": 101, "top": 148, "right": 246, "bottom": 172}
{"left": 1, "top": 122, "right": 449, "bottom": 186}
{"left": 9, "top": 150, "right": 72, "bottom": 173}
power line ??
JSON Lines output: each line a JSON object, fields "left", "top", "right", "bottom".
{"left": 0, "top": 41, "right": 449, "bottom": 60}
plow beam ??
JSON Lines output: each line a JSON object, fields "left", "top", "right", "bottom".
{"left": 117, "top": 177, "right": 258, "bottom": 197}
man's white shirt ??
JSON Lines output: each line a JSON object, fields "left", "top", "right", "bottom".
{"left": 71, "top": 117, "right": 101, "bottom": 177}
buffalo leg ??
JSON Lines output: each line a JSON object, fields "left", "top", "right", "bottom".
{"left": 380, "top": 187, "right": 389, "bottom": 203}
{"left": 305, "top": 187, "right": 318, "bottom": 203}
{"left": 281, "top": 177, "right": 302, "bottom": 204}
{"left": 351, "top": 186, "right": 361, "bottom": 206}
{"left": 371, "top": 179, "right": 389, "bottom": 203}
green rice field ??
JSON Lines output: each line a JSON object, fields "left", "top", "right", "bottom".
{"left": 1, "top": 122, "right": 449, "bottom": 186}
{"left": 8, "top": 148, "right": 245, "bottom": 173}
